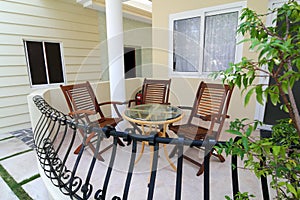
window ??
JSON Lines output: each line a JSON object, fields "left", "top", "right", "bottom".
{"left": 24, "top": 40, "right": 65, "bottom": 87}
{"left": 169, "top": 2, "right": 245, "bottom": 77}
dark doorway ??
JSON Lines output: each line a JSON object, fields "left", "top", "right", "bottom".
{"left": 124, "top": 47, "right": 136, "bottom": 79}
{"left": 263, "top": 7, "right": 300, "bottom": 126}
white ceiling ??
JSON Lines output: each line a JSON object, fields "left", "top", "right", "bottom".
{"left": 123, "top": 0, "right": 152, "bottom": 13}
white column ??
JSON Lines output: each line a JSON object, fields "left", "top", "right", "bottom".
{"left": 105, "top": 0, "right": 126, "bottom": 115}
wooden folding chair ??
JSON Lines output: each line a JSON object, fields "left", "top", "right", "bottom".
{"left": 168, "top": 81, "right": 234, "bottom": 176}
{"left": 128, "top": 78, "right": 171, "bottom": 107}
{"left": 60, "top": 81, "right": 125, "bottom": 161}
{"left": 127, "top": 78, "right": 171, "bottom": 134}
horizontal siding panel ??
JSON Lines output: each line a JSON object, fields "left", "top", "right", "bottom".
{"left": 0, "top": 76, "right": 29, "bottom": 87}
{"left": 0, "top": 23, "right": 99, "bottom": 41}
{"left": 0, "top": 1, "right": 98, "bottom": 25}
{"left": 0, "top": 34, "right": 23, "bottom": 45}
{"left": 0, "top": 66, "right": 27, "bottom": 77}
{"left": 0, "top": 113, "right": 30, "bottom": 128}
{"left": 62, "top": 39, "right": 101, "bottom": 49}
{"left": 66, "top": 65, "right": 102, "bottom": 73}
{"left": 0, "top": 104, "right": 28, "bottom": 118}
{"left": 0, "top": 34, "right": 100, "bottom": 48}
{"left": 64, "top": 57, "right": 101, "bottom": 65}
{"left": 0, "top": 45, "right": 25, "bottom": 56}
{"left": 0, "top": 95, "right": 28, "bottom": 108}
{"left": 64, "top": 48, "right": 101, "bottom": 57}
{"left": 0, "top": 56, "right": 27, "bottom": 66}
{"left": 0, "top": 85, "right": 32, "bottom": 97}
{"left": 0, "top": 0, "right": 101, "bottom": 133}
{"left": 67, "top": 72, "right": 102, "bottom": 82}
{"left": 7, "top": 0, "right": 97, "bottom": 18}
{"left": 0, "top": 12, "right": 99, "bottom": 34}
{"left": 0, "top": 122, "right": 31, "bottom": 134}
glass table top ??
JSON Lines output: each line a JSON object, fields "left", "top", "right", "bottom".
{"left": 124, "top": 104, "right": 182, "bottom": 122}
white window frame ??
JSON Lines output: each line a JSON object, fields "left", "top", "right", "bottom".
{"left": 254, "top": 0, "right": 300, "bottom": 130}
{"left": 168, "top": 2, "right": 246, "bottom": 78}
{"left": 24, "top": 39, "right": 66, "bottom": 88}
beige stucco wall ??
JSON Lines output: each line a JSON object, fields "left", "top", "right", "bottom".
{"left": 152, "top": 0, "right": 269, "bottom": 121}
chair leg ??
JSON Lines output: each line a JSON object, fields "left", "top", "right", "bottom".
{"left": 73, "top": 132, "right": 124, "bottom": 162}
{"left": 74, "top": 132, "right": 96, "bottom": 154}
{"left": 74, "top": 144, "right": 83, "bottom": 154}
{"left": 196, "top": 149, "right": 225, "bottom": 176}
{"left": 211, "top": 148, "right": 225, "bottom": 162}
{"left": 117, "top": 138, "right": 125, "bottom": 146}
{"left": 196, "top": 163, "right": 205, "bottom": 176}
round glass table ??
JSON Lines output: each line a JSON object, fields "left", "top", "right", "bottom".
{"left": 124, "top": 104, "right": 182, "bottom": 124}
{"left": 123, "top": 104, "right": 183, "bottom": 171}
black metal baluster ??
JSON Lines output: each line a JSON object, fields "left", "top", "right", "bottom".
{"left": 147, "top": 135, "right": 159, "bottom": 200}
{"left": 122, "top": 138, "right": 137, "bottom": 200}
{"left": 175, "top": 137, "right": 184, "bottom": 200}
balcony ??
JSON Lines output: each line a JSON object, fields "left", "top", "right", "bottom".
{"left": 3, "top": 79, "right": 271, "bottom": 200}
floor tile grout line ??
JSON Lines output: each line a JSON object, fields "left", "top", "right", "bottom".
{"left": 0, "top": 149, "right": 33, "bottom": 162}
{"left": 0, "top": 136, "right": 15, "bottom": 141}
{"left": 19, "top": 174, "right": 41, "bottom": 186}
{"left": 0, "top": 129, "right": 40, "bottom": 199}
{"left": 0, "top": 164, "right": 33, "bottom": 200}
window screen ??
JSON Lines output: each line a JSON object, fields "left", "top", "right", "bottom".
{"left": 26, "top": 41, "right": 48, "bottom": 85}
{"left": 45, "top": 42, "right": 64, "bottom": 84}
{"left": 24, "top": 40, "right": 65, "bottom": 86}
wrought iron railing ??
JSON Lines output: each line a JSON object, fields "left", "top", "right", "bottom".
{"left": 32, "top": 95, "right": 269, "bottom": 200}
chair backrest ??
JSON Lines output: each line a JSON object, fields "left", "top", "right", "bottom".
{"left": 188, "top": 81, "right": 234, "bottom": 138}
{"left": 60, "top": 82, "right": 105, "bottom": 122}
{"left": 141, "top": 78, "right": 171, "bottom": 104}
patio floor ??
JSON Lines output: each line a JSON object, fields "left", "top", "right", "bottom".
{"left": 0, "top": 129, "right": 48, "bottom": 200}
{"left": 0, "top": 126, "right": 273, "bottom": 199}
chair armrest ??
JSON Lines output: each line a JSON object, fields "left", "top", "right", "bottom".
{"left": 98, "top": 101, "right": 124, "bottom": 106}
{"left": 98, "top": 101, "right": 124, "bottom": 119}
{"left": 200, "top": 114, "right": 230, "bottom": 121}
{"left": 69, "top": 110, "right": 96, "bottom": 116}
{"left": 177, "top": 106, "right": 193, "bottom": 110}
{"left": 128, "top": 99, "right": 136, "bottom": 107}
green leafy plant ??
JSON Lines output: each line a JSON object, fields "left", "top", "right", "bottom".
{"left": 212, "top": 1, "right": 300, "bottom": 199}
{"left": 220, "top": 118, "right": 300, "bottom": 199}
{"left": 226, "top": 192, "right": 255, "bottom": 200}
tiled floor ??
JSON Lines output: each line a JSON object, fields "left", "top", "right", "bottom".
{"left": 0, "top": 127, "right": 274, "bottom": 199}
{"left": 0, "top": 130, "right": 49, "bottom": 200}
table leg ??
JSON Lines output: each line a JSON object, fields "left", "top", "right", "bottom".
{"left": 135, "top": 124, "right": 148, "bottom": 164}
{"left": 149, "top": 145, "right": 154, "bottom": 183}
{"left": 135, "top": 142, "right": 145, "bottom": 164}
{"left": 161, "top": 124, "right": 177, "bottom": 171}
{"left": 163, "top": 144, "right": 177, "bottom": 171}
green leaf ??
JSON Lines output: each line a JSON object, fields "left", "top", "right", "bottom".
{"left": 245, "top": 126, "right": 253, "bottom": 137}
{"left": 226, "top": 130, "right": 243, "bottom": 136}
{"left": 287, "top": 184, "right": 298, "bottom": 197}
{"left": 272, "top": 146, "right": 281, "bottom": 156}
{"left": 235, "top": 75, "right": 242, "bottom": 88}
{"left": 225, "top": 196, "right": 231, "bottom": 200}
{"left": 244, "top": 87, "right": 255, "bottom": 106}
{"left": 242, "top": 137, "right": 249, "bottom": 151}
{"left": 255, "top": 85, "right": 263, "bottom": 105}
{"left": 281, "top": 81, "right": 289, "bottom": 94}
{"left": 270, "top": 87, "right": 279, "bottom": 106}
